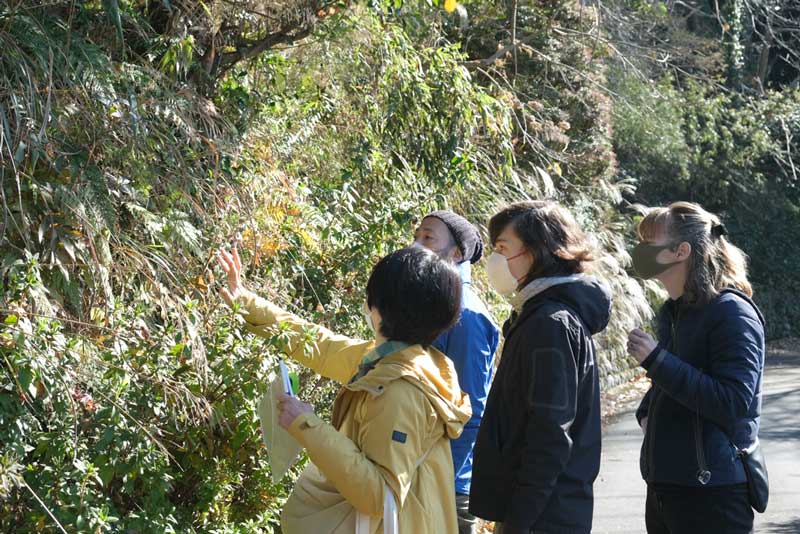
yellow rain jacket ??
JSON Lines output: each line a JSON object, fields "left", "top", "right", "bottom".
{"left": 235, "top": 290, "right": 472, "bottom": 534}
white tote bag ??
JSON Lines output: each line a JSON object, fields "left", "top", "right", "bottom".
{"left": 354, "top": 442, "right": 434, "bottom": 534}
{"left": 355, "top": 485, "right": 398, "bottom": 534}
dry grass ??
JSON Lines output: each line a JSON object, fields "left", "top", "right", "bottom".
{"left": 601, "top": 373, "right": 651, "bottom": 423}
{"left": 477, "top": 519, "right": 495, "bottom": 533}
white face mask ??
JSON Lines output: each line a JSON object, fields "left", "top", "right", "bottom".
{"left": 485, "top": 251, "right": 523, "bottom": 295}
{"left": 362, "top": 302, "right": 376, "bottom": 335}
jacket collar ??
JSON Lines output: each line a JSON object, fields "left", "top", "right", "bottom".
{"left": 457, "top": 260, "right": 472, "bottom": 284}
{"left": 345, "top": 344, "right": 472, "bottom": 439}
{"left": 348, "top": 341, "right": 411, "bottom": 384}
{"left": 510, "top": 274, "right": 590, "bottom": 312}
{"left": 503, "top": 289, "right": 552, "bottom": 339}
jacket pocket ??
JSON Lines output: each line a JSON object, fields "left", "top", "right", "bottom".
{"left": 706, "top": 426, "right": 741, "bottom": 471}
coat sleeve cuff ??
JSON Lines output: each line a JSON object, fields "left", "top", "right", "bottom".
{"left": 232, "top": 288, "right": 263, "bottom": 322}
{"left": 641, "top": 345, "right": 668, "bottom": 374}
{"left": 286, "top": 411, "right": 324, "bottom": 446}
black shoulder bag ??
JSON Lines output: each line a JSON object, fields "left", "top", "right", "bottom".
{"left": 737, "top": 439, "right": 769, "bottom": 513}
{"left": 705, "top": 289, "right": 769, "bottom": 513}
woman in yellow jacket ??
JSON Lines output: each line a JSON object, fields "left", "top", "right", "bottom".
{"left": 218, "top": 246, "right": 472, "bottom": 534}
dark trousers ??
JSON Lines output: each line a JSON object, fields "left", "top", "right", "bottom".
{"left": 494, "top": 523, "right": 586, "bottom": 534}
{"left": 646, "top": 483, "right": 754, "bottom": 534}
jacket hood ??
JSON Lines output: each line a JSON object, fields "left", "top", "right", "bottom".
{"left": 528, "top": 275, "right": 613, "bottom": 335}
{"left": 348, "top": 345, "right": 472, "bottom": 440}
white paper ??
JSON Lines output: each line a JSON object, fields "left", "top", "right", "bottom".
{"left": 258, "top": 364, "right": 303, "bottom": 483}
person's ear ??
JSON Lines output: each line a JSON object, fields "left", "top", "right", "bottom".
{"left": 522, "top": 249, "right": 535, "bottom": 277}
{"left": 451, "top": 246, "right": 464, "bottom": 263}
{"left": 371, "top": 307, "right": 382, "bottom": 331}
{"left": 676, "top": 242, "right": 692, "bottom": 261}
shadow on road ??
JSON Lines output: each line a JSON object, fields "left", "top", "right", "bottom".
{"left": 759, "top": 388, "right": 800, "bottom": 441}
{"left": 760, "top": 516, "right": 800, "bottom": 533}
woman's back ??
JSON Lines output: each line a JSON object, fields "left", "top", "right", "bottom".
{"left": 281, "top": 344, "right": 470, "bottom": 534}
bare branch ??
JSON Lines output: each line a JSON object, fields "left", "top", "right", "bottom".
{"left": 218, "top": 26, "right": 314, "bottom": 71}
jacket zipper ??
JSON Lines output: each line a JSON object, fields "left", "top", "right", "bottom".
{"left": 645, "top": 306, "right": 680, "bottom": 481}
{"left": 644, "top": 310, "right": 678, "bottom": 481}
{"left": 659, "top": 306, "right": 711, "bottom": 484}
{"left": 694, "top": 369, "right": 712, "bottom": 485}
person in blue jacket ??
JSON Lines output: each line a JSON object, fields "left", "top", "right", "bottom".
{"left": 627, "top": 201, "right": 766, "bottom": 534}
{"left": 413, "top": 210, "right": 500, "bottom": 534}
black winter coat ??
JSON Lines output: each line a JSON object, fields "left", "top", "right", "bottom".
{"left": 469, "top": 278, "right": 612, "bottom": 534}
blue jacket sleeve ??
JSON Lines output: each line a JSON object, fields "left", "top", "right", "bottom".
{"left": 434, "top": 309, "right": 498, "bottom": 420}
{"left": 641, "top": 297, "right": 764, "bottom": 433}
{"left": 432, "top": 328, "right": 450, "bottom": 356}
{"left": 449, "top": 311, "right": 497, "bottom": 414}
{"left": 435, "top": 306, "right": 499, "bottom": 494}
{"left": 504, "top": 314, "right": 578, "bottom": 530}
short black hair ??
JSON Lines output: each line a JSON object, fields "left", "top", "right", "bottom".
{"left": 366, "top": 246, "right": 462, "bottom": 347}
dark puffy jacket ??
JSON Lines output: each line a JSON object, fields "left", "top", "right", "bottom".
{"left": 469, "top": 278, "right": 611, "bottom": 534}
{"left": 636, "top": 288, "right": 766, "bottom": 487}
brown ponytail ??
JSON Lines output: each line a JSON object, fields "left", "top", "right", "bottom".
{"left": 637, "top": 202, "right": 752, "bottom": 305}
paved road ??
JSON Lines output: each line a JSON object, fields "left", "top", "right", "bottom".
{"left": 593, "top": 351, "right": 800, "bottom": 533}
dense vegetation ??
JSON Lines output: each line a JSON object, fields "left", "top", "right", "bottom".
{"left": 604, "top": 0, "right": 800, "bottom": 337}
{"left": 1, "top": 0, "right": 797, "bottom": 531}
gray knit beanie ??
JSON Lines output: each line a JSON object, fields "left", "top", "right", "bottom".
{"left": 424, "top": 210, "right": 484, "bottom": 264}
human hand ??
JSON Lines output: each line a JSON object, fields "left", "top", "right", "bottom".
{"left": 276, "top": 393, "right": 314, "bottom": 430}
{"left": 217, "top": 247, "right": 247, "bottom": 306}
{"left": 627, "top": 328, "right": 658, "bottom": 364}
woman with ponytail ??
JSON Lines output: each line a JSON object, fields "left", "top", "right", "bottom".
{"left": 627, "top": 202, "right": 766, "bottom": 534}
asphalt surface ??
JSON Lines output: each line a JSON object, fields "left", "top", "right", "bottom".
{"left": 593, "top": 350, "right": 800, "bottom": 533}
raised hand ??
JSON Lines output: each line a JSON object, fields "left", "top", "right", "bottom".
{"left": 627, "top": 328, "right": 658, "bottom": 364}
{"left": 217, "top": 247, "right": 247, "bottom": 306}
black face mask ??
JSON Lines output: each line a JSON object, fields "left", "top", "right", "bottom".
{"left": 631, "top": 242, "right": 682, "bottom": 279}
